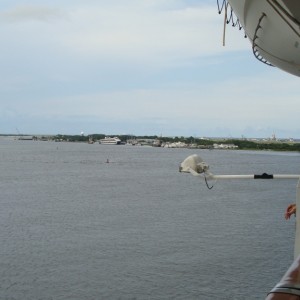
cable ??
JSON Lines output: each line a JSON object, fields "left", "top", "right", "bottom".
{"left": 204, "top": 175, "right": 215, "bottom": 190}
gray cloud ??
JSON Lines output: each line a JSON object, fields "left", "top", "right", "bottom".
{"left": 0, "top": 5, "right": 66, "bottom": 23}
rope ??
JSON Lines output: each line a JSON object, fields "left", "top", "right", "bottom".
{"left": 217, "top": 0, "right": 227, "bottom": 14}
{"left": 252, "top": 13, "right": 274, "bottom": 66}
{"left": 223, "top": 2, "right": 227, "bottom": 46}
{"left": 217, "top": 0, "right": 247, "bottom": 40}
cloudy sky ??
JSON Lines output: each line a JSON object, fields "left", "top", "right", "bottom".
{"left": 1, "top": 0, "right": 299, "bottom": 138}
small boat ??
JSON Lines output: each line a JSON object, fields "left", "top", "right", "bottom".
{"left": 99, "top": 137, "right": 121, "bottom": 145}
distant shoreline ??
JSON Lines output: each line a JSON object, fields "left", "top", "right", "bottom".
{"left": 2, "top": 134, "right": 300, "bottom": 152}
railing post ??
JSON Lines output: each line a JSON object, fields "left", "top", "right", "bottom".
{"left": 294, "top": 179, "right": 300, "bottom": 259}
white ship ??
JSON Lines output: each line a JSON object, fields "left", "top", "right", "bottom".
{"left": 99, "top": 137, "right": 121, "bottom": 145}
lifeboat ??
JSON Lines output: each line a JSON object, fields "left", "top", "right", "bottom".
{"left": 226, "top": 0, "right": 300, "bottom": 77}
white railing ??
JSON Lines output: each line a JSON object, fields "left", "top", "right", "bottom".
{"left": 180, "top": 154, "right": 300, "bottom": 259}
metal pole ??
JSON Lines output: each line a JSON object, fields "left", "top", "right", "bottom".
{"left": 295, "top": 179, "right": 300, "bottom": 259}
{"left": 206, "top": 174, "right": 300, "bottom": 180}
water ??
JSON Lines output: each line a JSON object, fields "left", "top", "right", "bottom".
{"left": 1, "top": 138, "right": 300, "bottom": 300}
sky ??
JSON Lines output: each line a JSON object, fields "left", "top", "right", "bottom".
{"left": 0, "top": 0, "right": 299, "bottom": 138}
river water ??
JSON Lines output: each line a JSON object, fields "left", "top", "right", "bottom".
{"left": 1, "top": 138, "right": 299, "bottom": 299}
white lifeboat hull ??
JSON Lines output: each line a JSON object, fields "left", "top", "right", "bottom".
{"left": 228, "top": 0, "right": 300, "bottom": 77}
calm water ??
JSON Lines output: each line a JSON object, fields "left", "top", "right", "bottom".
{"left": 1, "top": 138, "right": 300, "bottom": 300}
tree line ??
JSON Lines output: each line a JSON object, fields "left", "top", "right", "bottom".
{"left": 44, "top": 134, "right": 300, "bottom": 152}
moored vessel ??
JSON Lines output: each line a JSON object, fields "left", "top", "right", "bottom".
{"left": 99, "top": 137, "right": 121, "bottom": 145}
